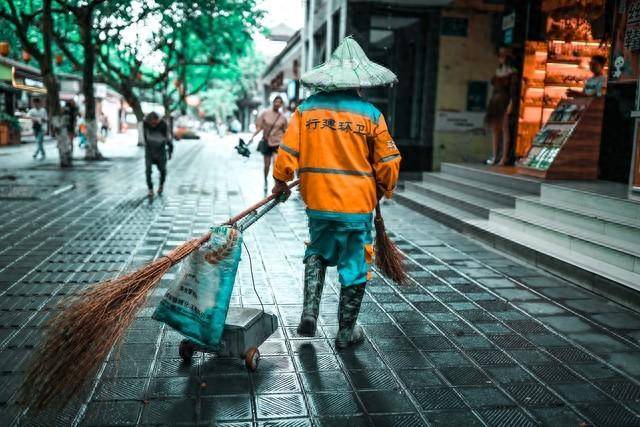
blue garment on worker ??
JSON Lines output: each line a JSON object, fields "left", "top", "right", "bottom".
{"left": 304, "top": 213, "right": 373, "bottom": 287}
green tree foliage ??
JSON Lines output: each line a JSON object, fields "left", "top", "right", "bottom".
{"left": 0, "top": 0, "right": 74, "bottom": 167}
{"left": 200, "top": 47, "right": 265, "bottom": 122}
{"left": 0, "top": 0, "right": 264, "bottom": 154}
{"left": 96, "top": 0, "right": 262, "bottom": 122}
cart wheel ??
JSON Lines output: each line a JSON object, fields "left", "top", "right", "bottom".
{"left": 245, "top": 347, "right": 260, "bottom": 372}
{"left": 179, "top": 340, "right": 195, "bottom": 362}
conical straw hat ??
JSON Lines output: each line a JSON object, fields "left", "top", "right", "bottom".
{"left": 301, "top": 36, "right": 398, "bottom": 91}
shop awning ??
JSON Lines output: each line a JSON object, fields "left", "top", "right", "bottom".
{"left": 13, "top": 67, "right": 46, "bottom": 94}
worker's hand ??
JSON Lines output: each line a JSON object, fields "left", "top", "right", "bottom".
{"left": 272, "top": 179, "right": 291, "bottom": 202}
{"left": 376, "top": 186, "right": 385, "bottom": 201}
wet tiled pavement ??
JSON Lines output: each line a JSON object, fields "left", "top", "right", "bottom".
{"left": 1, "top": 134, "right": 640, "bottom": 426}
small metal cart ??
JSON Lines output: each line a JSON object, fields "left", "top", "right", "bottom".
{"left": 178, "top": 307, "right": 278, "bottom": 371}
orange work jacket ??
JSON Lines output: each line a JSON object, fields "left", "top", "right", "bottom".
{"left": 273, "top": 90, "right": 401, "bottom": 221}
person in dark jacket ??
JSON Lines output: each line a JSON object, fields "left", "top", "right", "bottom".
{"left": 144, "top": 112, "right": 173, "bottom": 197}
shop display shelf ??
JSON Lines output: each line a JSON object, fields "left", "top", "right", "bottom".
{"left": 546, "top": 59, "right": 583, "bottom": 66}
{"left": 544, "top": 120, "right": 578, "bottom": 125}
{"left": 543, "top": 83, "right": 584, "bottom": 89}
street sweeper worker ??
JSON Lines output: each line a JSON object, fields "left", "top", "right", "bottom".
{"left": 272, "top": 37, "right": 401, "bottom": 349}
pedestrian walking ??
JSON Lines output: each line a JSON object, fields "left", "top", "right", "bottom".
{"left": 63, "top": 99, "right": 79, "bottom": 148}
{"left": 249, "top": 96, "right": 288, "bottom": 191}
{"left": 100, "top": 113, "right": 110, "bottom": 140}
{"left": 272, "top": 37, "right": 401, "bottom": 349}
{"left": 28, "top": 98, "right": 47, "bottom": 160}
{"left": 143, "top": 112, "right": 173, "bottom": 197}
{"left": 77, "top": 116, "right": 87, "bottom": 148}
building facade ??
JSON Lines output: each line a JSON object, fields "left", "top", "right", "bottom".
{"left": 262, "top": 30, "right": 303, "bottom": 107}
{"left": 300, "top": 0, "right": 505, "bottom": 174}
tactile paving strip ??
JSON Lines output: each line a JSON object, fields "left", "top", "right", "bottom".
{"left": 411, "top": 387, "right": 467, "bottom": 410}
{"left": 306, "top": 392, "right": 362, "bottom": 417}
{"left": 576, "top": 403, "right": 640, "bottom": 426}
{"left": 253, "top": 372, "right": 301, "bottom": 394}
{"left": 477, "top": 407, "right": 538, "bottom": 427}
{"left": 466, "top": 349, "right": 515, "bottom": 366}
{"left": 438, "top": 367, "right": 491, "bottom": 386}
{"left": 546, "top": 347, "right": 597, "bottom": 363}
{"left": 506, "top": 383, "right": 563, "bottom": 406}
{"left": 529, "top": 365, "right": 580, "bottom": 383}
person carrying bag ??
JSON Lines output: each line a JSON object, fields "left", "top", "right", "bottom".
{"left": 249, "top": 96, "right": 288, "bottom": 190}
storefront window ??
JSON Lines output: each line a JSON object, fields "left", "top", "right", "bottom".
{"left": 313, "top": 24, "right": 327, "bottom": 66}
{"left": 332, "top": 11, "right": 340, "bottom": 51}
{"left": 349, "top": 7, "right": 426, "bottom": 140}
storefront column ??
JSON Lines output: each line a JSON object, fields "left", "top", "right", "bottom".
{"left": 307, "top": 0, "right": 316, "bottom": 72}
{"left": 301, "top": 1, "right": 307, "bottom": 74}
{"left": 630, "top": 75, "right": 640, "bottom": 194}
{"left": 339, "top": 0, "right": 347, "bottom": 41}
{"left": 325, "top": 0, "right": 333, "bottom": 62}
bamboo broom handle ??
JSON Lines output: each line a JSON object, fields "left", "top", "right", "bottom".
{"left": 224, "top": 179, "right": 300, "bottom": 226}
{"left": 176, "top": 179, "right": 302, "bottom": 254}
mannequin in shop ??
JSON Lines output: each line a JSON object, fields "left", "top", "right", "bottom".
{"left": 485, "top": 47, "right": 519, "bottom": 166}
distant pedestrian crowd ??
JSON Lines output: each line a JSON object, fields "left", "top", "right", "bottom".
{"left": 27, "top": 98, "right": 111, "bottom": 160}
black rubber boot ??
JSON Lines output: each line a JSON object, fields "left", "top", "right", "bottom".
{"left": 297, "top": 255, "right": 326, "bottom": 336}
{"left": 335, "top": 283, "right": 366, "bottom": 349}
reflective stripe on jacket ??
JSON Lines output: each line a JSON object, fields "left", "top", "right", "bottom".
{"left": 273, "top": 90, "right": 401, "bottom": 220}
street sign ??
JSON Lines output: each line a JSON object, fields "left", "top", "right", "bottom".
{"left": 502, "top": 13, "right": 516, "bottom": 31}
{"left": 504, "top": 28, "right": 514, "bottom": 45}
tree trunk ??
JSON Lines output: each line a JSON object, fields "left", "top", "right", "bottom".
{"left": 161, "top": 90, "right": 175, "bottom": 140}
{"left": 133, "top": 103, "right": 144, "bottom": 146}
{"left": 118, "top": 83, "right": 145, "bottom": 146}
{"left": 131, "top": 98, "right": 145, "bottom": 147}
{"left": 79, "top": 7, "right": 102, "bottom": 160}
{"left": 42, "top": 0, "right": 72, "bottom": 167}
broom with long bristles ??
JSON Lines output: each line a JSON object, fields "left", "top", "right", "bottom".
{"left": 373, "top": 203, "right": 409, "bottom": 285}
{"left": 19, "top": 180, "right": 299, "bottom": 412}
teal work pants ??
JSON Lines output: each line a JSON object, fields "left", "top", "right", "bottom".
{"left": 304, "top": 217, "right": 373, "bottom": 287}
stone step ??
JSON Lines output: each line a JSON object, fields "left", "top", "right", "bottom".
{"left": 541, "top": 184, "right": 640, "bottom": 223}
{"left": 394, "top": 189, "right": 478, "bottom": 232}
{"left": 473, "top": 219, "right": 640, "bottom": 298}
{"left": 421, "top": 172, "right": 522, "bottom": 207}
{"left": 441, "top": 163, "right": 541, "bottom": 195}
{"left": 490, "top": 208, "right": 640, "bottom": 274}
{"left": 516, "top": 196, "right": 640, "bottom": 247}
{"left": 405, "top": 181, "right": 501, "bottom": 219}
{"left": 396, "top": 188, "right": 640, "bottom": 309}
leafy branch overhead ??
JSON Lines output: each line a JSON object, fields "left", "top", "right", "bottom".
{"left": 91, "top": 0, "right": 263, "bottom": 117}
{"left": 0, "top": 0, "right": 264, "bottom": 120}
